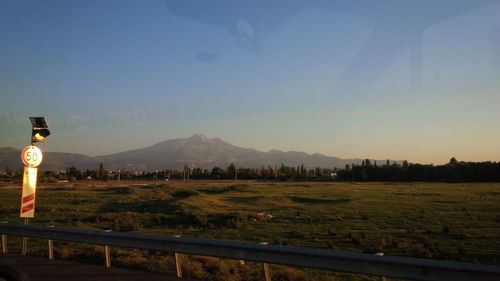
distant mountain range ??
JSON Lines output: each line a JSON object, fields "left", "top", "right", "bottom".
{"left": 0, "top": 134, "right": 394, "bottom": 171}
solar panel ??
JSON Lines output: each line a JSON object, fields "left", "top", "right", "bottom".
{"left": 29, "top": 117, "right": 49, "bottom": 129}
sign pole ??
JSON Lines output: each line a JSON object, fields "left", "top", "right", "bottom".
{"left": 21, "top": 218, "right": 29, "bottom": 255}
{"left": 20, "top": 146, "right": 43, "bottom": 256}
{"left": 19, "top": 117, "right": 50, "bottom": 255}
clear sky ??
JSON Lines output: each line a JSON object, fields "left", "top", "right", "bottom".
{"left": 1, "top": 0, "right": 499, "bottom": 164}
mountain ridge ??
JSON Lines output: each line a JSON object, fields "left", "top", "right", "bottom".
{"left": 0, "top": 134, "right": 391, "bottom": 171}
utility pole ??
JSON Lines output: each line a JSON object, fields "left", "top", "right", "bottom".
{"left": 155, "top": 170, "right": 158, "bottom": 186}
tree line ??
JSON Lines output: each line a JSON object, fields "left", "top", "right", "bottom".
{"left": 336, "top": 158, "right": 500, "bottom": 182}
{"left": 2, "top": 157, "right": 499, "bottom": 182}
{"left": 47, "top": 163, "right": 337, "bottom": 181}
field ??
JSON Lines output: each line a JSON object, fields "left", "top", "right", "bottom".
{"left": 1, "top": 180, "right": 499, "bottom": 280}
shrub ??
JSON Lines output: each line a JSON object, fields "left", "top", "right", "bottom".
{"left": 272, "top": 267, "right": 309, "bottom": 281}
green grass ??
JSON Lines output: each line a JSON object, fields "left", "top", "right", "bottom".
{"left": 1, "top": 181, "right": 499, "bottom": 280}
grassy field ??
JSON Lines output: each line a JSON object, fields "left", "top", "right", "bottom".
{"left": 1, "top": 180, "right": 499, "bottom": 280}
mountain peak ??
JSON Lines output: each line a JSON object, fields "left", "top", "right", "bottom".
{"left": 186, "top": 134, "right": 227, "bottom": 145}
{"left": 189, "top": 133, "right": 210, "bottom": 142}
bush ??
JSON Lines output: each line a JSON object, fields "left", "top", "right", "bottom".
{"left": 171, "top": 190, "right": 199, "bottom": 199}
{"left": 272, "top": 267, "right": 309, "bottom": 281}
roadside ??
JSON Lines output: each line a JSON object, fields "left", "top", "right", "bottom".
{"left": 1, "top": 254, "right": 190, "bottom": 281}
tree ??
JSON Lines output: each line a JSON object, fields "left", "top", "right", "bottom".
{"left": 211, "top": 166, "right": 225, "bottom": 179}
{"left": 227, "top": 163, "right": 236, "bottom": 179}
{"left": 67, "top": 166, "right": 80, "bottom": 180}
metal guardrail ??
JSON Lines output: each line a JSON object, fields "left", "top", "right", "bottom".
{"left": 1, "top": 223, "right": 500, "bottom": 281}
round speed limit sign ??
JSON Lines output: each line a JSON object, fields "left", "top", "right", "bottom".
{"left": 21, "top": 145, "right": 43, "bottom": 168}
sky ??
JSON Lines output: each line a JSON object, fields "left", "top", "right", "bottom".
{"left": 1, "top": 0, "right": 499, "bottom": 164}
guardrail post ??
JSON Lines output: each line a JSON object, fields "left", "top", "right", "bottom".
{"left": 21, "top": 237, "right": 28, "bottom": 255}
{"left": 47, "top": 225, "right": 55, "bottom": 260}
{"left": 260, "top": 242, "right": 271, "bottom": 281}
{"left": 174, "top": 252, "right": 182, "bottom": 278}
{"left": 1, "top": 221, "right": 7, "bottom": 254}
{"left": 48, "top": 239, "right": 54, "bottom": 260}
{"left": 103, "top": 230, "right": 112, "bottom": 268}
{"left": 21, "top": 219, "right": 29, "bottom": 256}
{"left": 1, "top": 234, "right": 6, "bottom": 254}
{"left": 173, "top": 235, "right": 182, "bottom": 278}
{"left": 104, "top": 245, "right": 111, "bottom": 268}
{"left": 262, "top": 262, "right": 271, "bottom": 281}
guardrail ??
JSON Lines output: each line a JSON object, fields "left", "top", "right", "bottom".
{"left": 1, "top": 223, "right": 500, "bottom": 281}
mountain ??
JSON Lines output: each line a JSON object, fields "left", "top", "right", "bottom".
{"left": 95, "top": 134, "right": 268, "bottom": 170}
{"left": 0, "top": 147, "right": 98, "bottom": 171}
{"left": 0, "top": 147, "right": 24, "bottom": 171}
{"left": 0, "top": 134, "right": 384, "bottom": 171}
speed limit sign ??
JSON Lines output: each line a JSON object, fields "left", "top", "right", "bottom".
{"left": 21, "top": 146, "right": 43, "bottom": 168}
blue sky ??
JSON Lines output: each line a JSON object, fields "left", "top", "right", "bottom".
{"left": 1, "top": 0, "right": 499, "bottom": 164}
